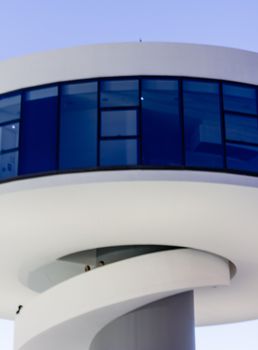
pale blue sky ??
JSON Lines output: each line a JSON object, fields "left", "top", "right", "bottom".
{"left": 0, "top": 0, "right": 258, "bottom": 60}
{"left": 1, "top": 0, "right": 258, "bottom": 349}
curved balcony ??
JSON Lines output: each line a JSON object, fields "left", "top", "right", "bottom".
{"left": 15, "top": 248, "right": 230, "bottom": 350}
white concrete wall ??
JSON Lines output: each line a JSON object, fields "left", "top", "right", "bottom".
{"left": 0, "top": 43, "right": 258, "bottom": 94}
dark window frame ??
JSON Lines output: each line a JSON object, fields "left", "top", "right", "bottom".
{"left": 0, "top": 75, "right": 258, "bottom": 183}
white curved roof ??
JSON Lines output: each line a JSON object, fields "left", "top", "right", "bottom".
{"left": 0, "top": 42, "right": 258, "bottom": 94}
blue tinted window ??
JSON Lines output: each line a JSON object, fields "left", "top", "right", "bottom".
{"left": 183, "top": 81, "right": 223, "bottom": 168}
{"left": 19, "top": 86, "right": 58, "bottom": 175}
{"left": 226, "top": 142, "right": 258, "bottom": 173}
{"left": 0, "top": 151, "right": 18, "bottom": 180}
{"left": 100, "top": 139, "right": 137, "bottom": 166}
{"left": 0, "top": 123, "right": 19, "bottom": 151}
{"left": 0, "top": 94, "right": 21, "bottom": 180}
{"left": 223, "top": 84, "right": 257, "bottom": 114}
{"left": 0, "top": 94, "right": 21, "bottom": 123}
{"left": 100, "top": 80, "right": 138, "bottom": 107}
{"left": 142, "top": 79, "right": 182, "bottom": 166}
{"left": 225, "top": 114, "right": 258, "bottom": 144}
{"left": 60, "top": 82, "right": 98, "bottom": 170}
{"left": 101, "top": 110, "right": 137, "bottom": 137}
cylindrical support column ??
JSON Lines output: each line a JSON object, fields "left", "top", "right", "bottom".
{"left": 90, "top": 291, "right": 195, "bottom": 350}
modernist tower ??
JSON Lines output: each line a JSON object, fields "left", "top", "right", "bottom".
{"left": 0, "top": 43, "right": 258, "bottom": 350}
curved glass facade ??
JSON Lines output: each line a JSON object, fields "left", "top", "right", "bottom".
{"left": 1, "top": 76, "right": 258, "bottom": 181}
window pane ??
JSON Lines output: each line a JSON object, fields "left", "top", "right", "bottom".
{"left": 223, "top": 84, "right": 257, "bottom": 114}
{"left": 26, "top": 87, "right": 57, "bottom": 100}
{"left": 0, "top": 151, "right": 18, "bottom": 179}
{"left": 0, "top": 123, "right": 19, "bottom": 151}
{"left": 226, "top": 142, "right": 258, "bottom": 173}
{"left": 101, "top": 110, "right": 137, "bottom": 137}
{"left": 225, "top": 114, "right": 258, "bottom": 144}
{"left": 183, "top": 81, "right": 223, "bottom": 168}
{"left": 100, "top": 139, "right": 137, "bottom": 166}
{"left": 60, "top": 82, "right": 98, "bottom": 170}
{"left": 142, "top": 79, "right": 182, "bottom": 166}
{"left": 100, "top": 80, "right": 138, "bottom": 107}
{"left": 0, "top": 94, "right": 21, "bottom": 124}
{"left": 19, "top": 86, "right": 58, "bottom": 175}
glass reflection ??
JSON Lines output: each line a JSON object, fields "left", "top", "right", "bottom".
{"left": 225, "top": 114, "right": 258, "bottom": 145}
{"left": 0, "top": 94, "right": 21, "bottom": 179}
{"left": 223, "top": 84, "right": 257, "bottom": 115}
{"left": 100, "top": 139, "right": 137, "bottom": 166}
{"left": 0, "top": 123, "right": 19, "bottom": 151}
{"left": 142, "top": 79, "right": 182, "bottom": 166}
{"left": 100, "top": 80, "right": 138, "bottom": 107}
{"left": 60, "top": 82, "right": 98, "bottom": 170}
{"left": 0, "top": 94, "right": 21, "bottom": 124}
{"left": 226, "top": 142, "right": 258, "bottom": 173}
{"left": 101, "top": 110, "right": 137, "bottom": 137}
{"left": 183, "top": 80, "right": 223, "bottom": 168}
{"left": 19, "top": 86, "right": 58, "bottom": 175}
{"left": 0, "top": 151, "right": 18, "bottom": 179}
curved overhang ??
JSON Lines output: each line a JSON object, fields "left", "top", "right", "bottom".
{"left": 0, "top": 170, "right": 258, "bottom": 327}
{"left": 0, "top": 42, "right": 258, "bottom": 94}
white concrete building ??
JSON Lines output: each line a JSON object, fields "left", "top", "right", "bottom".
{"left": 0, "top": 43, "right": 258, "bottom": 350}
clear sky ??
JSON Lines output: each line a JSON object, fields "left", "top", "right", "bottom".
{"left": 0, "top": 0, "right": 258, "bottom": 60}
{"left": 1, "top": 0, "right": 258, "bottom": 349}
